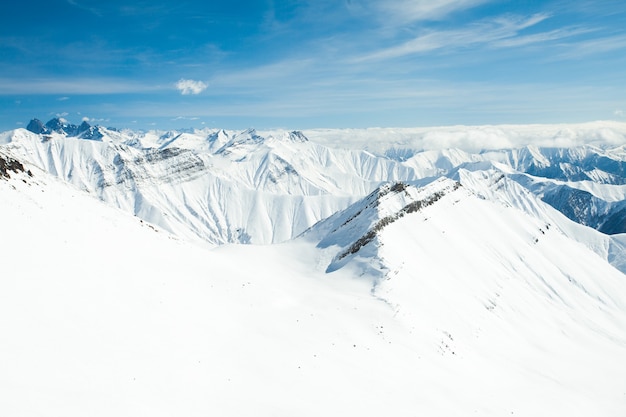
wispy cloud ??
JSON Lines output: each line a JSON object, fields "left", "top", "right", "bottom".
{"left": 375, "top": 0, "right": 491, "bottom": 23}
{"left": 66, "top": 0, "right": 102, "bottom": 16}
{"left": 556, "top": 34, "right": 626, "bottom": 59}
{"left": 341, "top": 0, "right": 492, "bottom": 28}
{"left": 492, "top": 27, "right": 595, "bottom": 48}
{"left": 209, "top": 58, "right": 314, "bottom": 90}
{"left": 66, "top": 1, "right": 175, "bottom": 18}
{"left": 356, "top": 13, "right": 552, "bottom": 61}
{"left": 0, "top": 78, "right": 164, "bottom": 95}
{"left": 175, "top": 79, "right": 208, "bottom": 95}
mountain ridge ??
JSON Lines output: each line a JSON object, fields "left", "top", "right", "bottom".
{"left": 4, "top": 119, "right": 626, "bottom": 247}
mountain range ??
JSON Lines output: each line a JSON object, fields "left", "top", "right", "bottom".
{"left": 1, "top": 118, "right": 626, "bottom": 416}
{"left": 4, "top": 118, "right": 626, "bottom": 245}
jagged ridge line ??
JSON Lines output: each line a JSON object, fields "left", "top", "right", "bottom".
{"left": 337, "top": 181, "right": 462, "bottom": 260}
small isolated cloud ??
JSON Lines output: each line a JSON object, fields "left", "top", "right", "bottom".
{"left": 172, "top": 116, "right": 200, "bottom": 121}
{"left": 58, "top": 96, "right": 70, "bottom": 101}
{"left": 175, "top": 79, "right": 208, "bottom": 95}
{"left": 56, "top": 112, "right": 69, "bottom": 118}
{"left": 81, "top": 116, "right": 109, "bottom": 123}
{"left": 615, "top": 109, "right": 624, "bottom": 117}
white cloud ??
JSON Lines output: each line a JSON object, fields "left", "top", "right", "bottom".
{"left": 175, "top": 79, "right": 208, "bottom": 95}
{"left": 615, "top": 109, "right": 625, "bottom": 117}
{"left": 0, "top": 78, "right": 163, "bottom": 95}
{"left": 66, "top": 0, "right": 102, "bottom": 16}
{"left": 302, "top": 122, "right": 626, "bottom": 153}
{"left": 58, "top": 96, "right": 70, "bottom": 101}
{"left": 81, "top": 116, "right": 109, "bottom": 123}
{"left": 357, "top": 13, "right": 552, "bottom": 61}
{"left": 377, "top": 0, "right": 490, "bottom": 24}
{"left": 492, "top": 27, "right": 594, "bottom": 48}
{"left": 556, "top": 34, "right": 626, "bottom": 59}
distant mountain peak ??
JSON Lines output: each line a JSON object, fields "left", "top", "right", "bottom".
{"left": 45, "top": 117, "right": 72, "bottom": 133}
{"left": 287, "top": 130, "right": 308, "bottom": 142}
{"left": 233, "top": 128, "right": 263, "bottom": 142}
{"left": 215, "top": 128, "right": 265, "bottom": 155}
{"left": 24, "top": 117, "right": 102, "bottom": 140}
{"left": 26, "top": 118, "right": 49, "bottom": 134}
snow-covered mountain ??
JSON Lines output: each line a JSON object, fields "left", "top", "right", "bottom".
{"left": 26, "top": 117, "right": 104, "bottom": 139}
{"left": 2, "top": 122, "right": 423, "bottom": 244}
{"left": 2, "top": 143, "right": 626, "bottom": 416}
{"left": 2, "top": 118, "right": 626, "bottom": 249}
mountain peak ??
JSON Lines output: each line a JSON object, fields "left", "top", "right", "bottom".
{"left": 45, "top": 117, "right": 71, "bottom": 132}
{"left": 287, "top": 130, "right": 308, "bottom": 142}
{"left": 26, "top": 118, "right": 49, "bottom": 135}
{"left": 309, "top": 177, "right": 462, "bottom": 272}
{"left": 23, "top": 117, "right": 104, "bottom": 140}
{"left": 77, "top": 120, "right": 102, "bottom": 140}
{"left": 215, "top": 128, "right": 265, "bottom": 155}
{"left": 233, "top": 128, "right": 262, "bottom": 142}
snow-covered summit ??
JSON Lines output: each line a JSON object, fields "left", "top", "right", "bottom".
{"left": 25, "top": 117, "right": 103, "bottom": 140}
{"left": 306, "top": 178, "right": 462, "bottom": 272}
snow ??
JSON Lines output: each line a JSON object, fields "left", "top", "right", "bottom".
{"left": 372, "top": 188, "right": 626, "bottom": 415}
{"left": 2, "top": 134, "right": 626, "bottom": 417}
{"left": 2, "top": 154, "right": 626, "bottom": 416}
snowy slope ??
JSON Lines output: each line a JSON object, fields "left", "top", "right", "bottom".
{"left": 302, "top": 174, "right": 626, "bottom": 415}
{"left": 2, "top": 149, "right": 626, "bottom": 416}
{"left": 368, "top": 179, "right": 626, "bottom": 417}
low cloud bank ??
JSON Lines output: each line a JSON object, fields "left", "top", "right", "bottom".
{"left": 301, "top": 121, "right": 626, "bottom": 153}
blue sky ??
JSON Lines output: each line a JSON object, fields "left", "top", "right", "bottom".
{"left": 1, "top": 0, "right": 625, "bottom": 130}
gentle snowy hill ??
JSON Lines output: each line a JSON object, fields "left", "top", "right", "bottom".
{"left": 2, "top": 148, "right": 625, "bottom": 416}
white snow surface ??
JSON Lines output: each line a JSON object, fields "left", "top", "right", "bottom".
{"left": 1, "top": 147, "right": 626, "bottom": 416}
